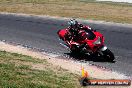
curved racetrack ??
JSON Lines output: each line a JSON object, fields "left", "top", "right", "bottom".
{"left": 0, "top": 14, "right": 132, "bottom": 77}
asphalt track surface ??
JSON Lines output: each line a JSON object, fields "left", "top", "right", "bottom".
{"left": 0, "top": 14, "right": 132, "bottom": 77}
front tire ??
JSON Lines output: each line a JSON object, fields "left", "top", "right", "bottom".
{"left": 102, "top": 49, "right": 115, "bottom": 61}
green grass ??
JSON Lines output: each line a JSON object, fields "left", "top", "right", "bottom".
{"left": 0, "top": 0, "right": 131, "bottom": 23}
{"left": 0, "top": 51, "right": 81, "bottom": 88}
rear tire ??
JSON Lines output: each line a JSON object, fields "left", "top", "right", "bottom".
{"left": 102, "top": 49, "right": 115, "bottom": 61}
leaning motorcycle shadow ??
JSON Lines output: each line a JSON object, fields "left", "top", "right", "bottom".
{"left": 65, "top": 52, "right": 115, "bottom": 63}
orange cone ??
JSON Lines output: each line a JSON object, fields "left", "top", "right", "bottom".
{"left": 81, "top": 66, "right": 89, "bottom": 78}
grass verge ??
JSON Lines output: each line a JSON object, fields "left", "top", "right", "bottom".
{"left": 0, "top": 0, "right": 132, "bottom": 23}
{"left": 0, "top": 51, "right": 81, "bottom": 88}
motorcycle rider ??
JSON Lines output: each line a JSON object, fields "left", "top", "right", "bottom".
{"left": 68, "top": 19, "right": 93, "bottom": 39}
{"left": 67, "top": 19, "right": 94, "bottom": 51}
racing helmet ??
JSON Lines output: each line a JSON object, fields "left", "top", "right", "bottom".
{"left": 68, "top": 19, "right": 78, "bottom": 28}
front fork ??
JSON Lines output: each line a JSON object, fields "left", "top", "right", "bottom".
{"left": 98, "top": 45, "right": 108, "bottom": 55}
{"left": 100, "top": 46, "right": 108, "bottom": 51}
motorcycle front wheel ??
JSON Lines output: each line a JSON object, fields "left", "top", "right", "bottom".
{"left": 102, "top": 49, "right": 115, "bottom": 61}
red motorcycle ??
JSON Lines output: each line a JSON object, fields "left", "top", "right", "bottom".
{"left": 57, "top": 28, "right": 115, "bottom": 61}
